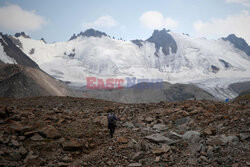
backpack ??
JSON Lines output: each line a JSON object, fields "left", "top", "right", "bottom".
{"left": 108, "top": 114, "right": 116, "bottom": 124}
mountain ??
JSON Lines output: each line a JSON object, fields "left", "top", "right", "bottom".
{"left": 222, "top": 34, "right": 250, "bottom": 57}
{"left": 228, "top": 81, "right": 250, "bottom": 95}
{"left": 0, "top": 64, "right": 73, "bottom": 98}
{"left": 146, "top": 28, "right": 177, "bottom": 56}
{"left": 0, "top": 33, "right": 39, "bottom": 68}
{"left": 82, "top": 82, "right": 215, "bottom": 103}
{"left": 14, "top": 32, "right": 31, "bottom": 39}
{"left": 2, "top": 29, "right": 250, "bottom": 99}
{"left": 69, "top": 28, "right": 107, "bottom": 40}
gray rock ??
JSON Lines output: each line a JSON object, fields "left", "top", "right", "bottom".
{"left": 207, "top": 135, "right": 239, "bottom": 146}
{"left": 123, "top": 122, "right": 135, "bottom": 128}
{"left": 190, "top": 143, "right": 204, "bottom": 154}
{"left": 161, "top": 144, "right": 171, "bottom": 152}
{"left": 132, "top": 152, "right": 144, "bottom": 161}
{"left": 200, "top": 155, "right": 209, "bottom": 162}
{"left": 182, "top": 131, "right": 201, "bottom": 143}
{"left": 58, "top": 162, "right": 69, "bottom": 167}
{"left": 239, "top": 133, "right": 250, "bottom": 140}
{"left": 207, "top": 136, "right": 225, "bottom": 146}
{"left": 175, "top": 117, "right": 190, "bottom": 126}
{"left": 169, "top": 131, "right": 183, "bottom": 139}
{"left": 207, "top": 146, "right": 214, "bottom": 159}
{"left": 145, "top": 133, "right": 175, "bottom": 145}
{"left": 152, "top": 124, "right": 167, "bottom": 131}
{"left": 61, "top": 156, "right": 72, "bottom": 163}
{"left": 128, "top": 163, "right": 142, "bottom": 167}
{"left": 220, "top": 135, "right": 239, "bottom": 145}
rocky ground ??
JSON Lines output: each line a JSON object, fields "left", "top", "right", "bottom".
{"left": 0, "top": 96, "right": 249, "bottom": 167}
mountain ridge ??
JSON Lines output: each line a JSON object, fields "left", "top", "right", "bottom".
{"left": 1, "top": 29, "right": 250, "bottom": 100}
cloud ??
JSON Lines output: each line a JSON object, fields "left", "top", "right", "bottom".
{"left": 225, "top": 0, "right": 250, "bottom": 7}
{"left": 0, "top": 4, "right": 47, "bottom": 32}
{"left": 83, "top": 15, "right": 118, "bottom": 29}
{"left": 193, "top": 10, "right": 250, "bottom": 44}
{"left": 139, "top": 11, "right": 178, "bottom": 29}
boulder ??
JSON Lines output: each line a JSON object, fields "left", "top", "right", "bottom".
{"left": 30, "top": 133, "right": 44, "bottom": 141}
{"left": 207, "top": 135, "right": 239, "bottom": 146}
{"left": 220, "top": 134, "right": 239, "bottom": 145}
{"left": 152, "top": 124, "right": 167, "bottom": 131}
{"left": 152, "top": 148, "right": 165, "bottom": 155}
{"left": 175, "top": 117, "right": 190, "bottom": 126}
{"left": 207, "top": 136, "right": 225, "bottom": 146}
{"left": 239, "top": 133, "right": 250, "bottom": 140}
{"left": 132, "top": 152, "right": 144, "bottom": 161}
{"left": 9, "top": 122, "right": 31, "bottom": 134}
{"left": 202, "top": 127, "right": 216, "bottom": 135}
{"left": 123, "top": 122, "right": 135, "bottom": 128}
{"left": 62, "top": 139, "right": 83, "bottom": 151}
{"left": 39, "top": 125, "right": 60, "bottom": 139}
{"left": 161, "top": 144, "right": 171, "bottom": 152}
{"left": 182, "top": 131, "right": 200, "bottom": 143}
{"left": 145, "top": 133, "right": 174, "bottom": 145}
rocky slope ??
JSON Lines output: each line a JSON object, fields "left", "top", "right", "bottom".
{"left": 0, "top": 96, "right": 249, "bottom": 166}
{"left": 228, "top": 81, "right": 250, "bottom": 96}
{"left": 82, "top": 82, "right": 215, "bottom": 103}
{"left": 0, "top": 64, "right": 73, "bottom": 98}
{"left": 0, "top": 33, "right": 39, "bottom": 68}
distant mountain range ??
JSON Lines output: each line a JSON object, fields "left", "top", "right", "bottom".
{"left": 1, "top": 29, "right": 250, "bottom": 100}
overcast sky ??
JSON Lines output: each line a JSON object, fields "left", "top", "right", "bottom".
{"left": 0, "top": 0, "right": 250, "bottom": 44}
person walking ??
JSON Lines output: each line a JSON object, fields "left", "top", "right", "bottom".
{"left": 107, "top": 113, "right": 119, "bottom": 138}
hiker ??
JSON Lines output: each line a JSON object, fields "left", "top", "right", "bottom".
{"left": 107, "top": 112, "right": 120, "bottom": 138}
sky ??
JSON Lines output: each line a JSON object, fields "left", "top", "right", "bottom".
{"left": 0, "top": 0, "right": 250, "bottom": 44}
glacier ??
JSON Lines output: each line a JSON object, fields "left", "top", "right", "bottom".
{"left": 12, "top": 29, "right": 250, "bottom": 99}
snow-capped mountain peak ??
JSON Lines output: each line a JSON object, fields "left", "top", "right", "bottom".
{"left": 222, "top": 34, "right": 250, "bottom": 57}
{"left": 1, "top": 29, "right": 250, "bottom": 99}
{"left": 14, "top": 32, "right": 31, "bottom": 39}
{"left": 69, "top": 28, "right": 108, "bottom": 41}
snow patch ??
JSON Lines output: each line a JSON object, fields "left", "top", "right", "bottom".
{"left": 0, "top": 42, "right": 16, "bottom": 64}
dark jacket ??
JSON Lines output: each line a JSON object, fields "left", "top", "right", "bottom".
{"left": 107, "top": 114, "right": 118, "bottom": 125}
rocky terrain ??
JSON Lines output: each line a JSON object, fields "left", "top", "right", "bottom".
{"left": 0, "top": 64, "right": 74, "bottom": 98}
{"left": 0, "top": 95, "right": 249, "bottom": 166}
{"left": 229, "top": 81, "right": 250, "bottom": 96}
